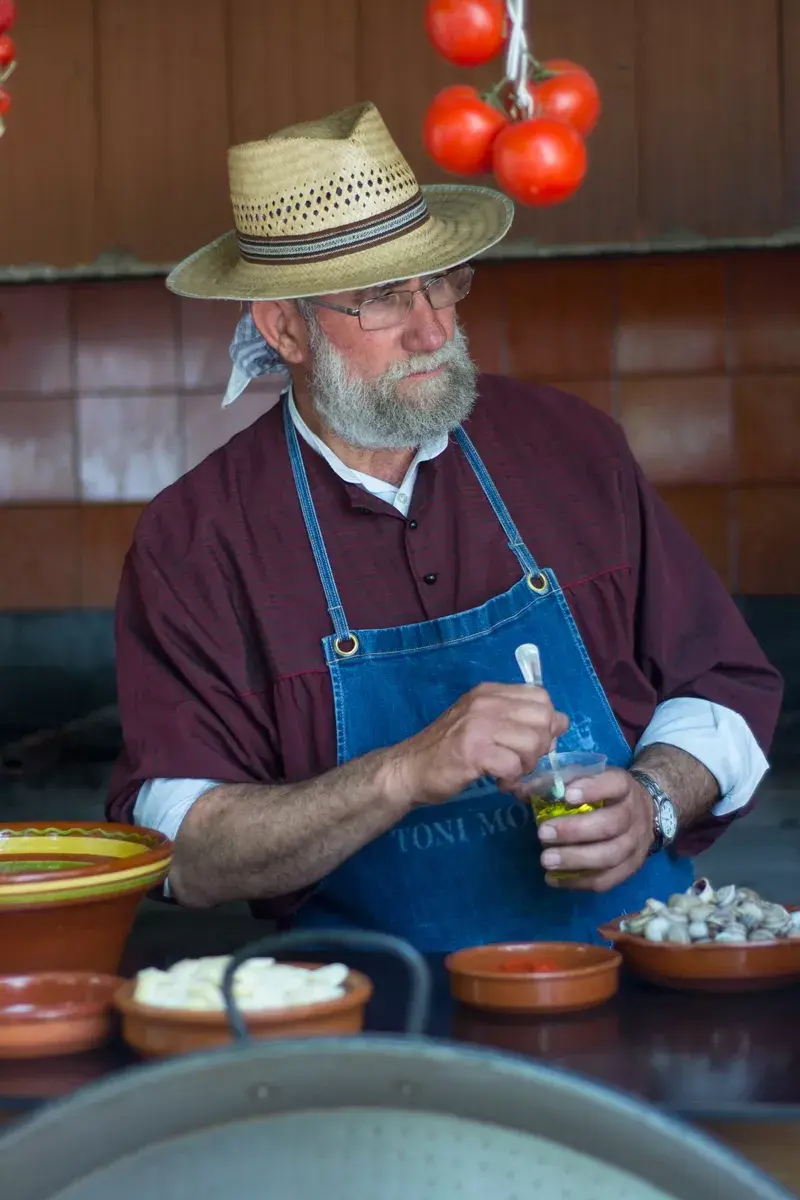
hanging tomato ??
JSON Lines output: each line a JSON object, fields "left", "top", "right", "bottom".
{"left": 423, "top": 85, "right": 508, "bottom": 175}
{"left": 531, "top": 59, "right": 601, "bottom": 138}
{"left": 425, "top": 0, "right": 506, "bottom": 67}
{"left": 0, "top": 1, "right": 16, "bottom": 35}
{"left": 0, "top": 86, "right": 10, "bottom": 116}
{"left": 492, "top": 116, "right": 587, "bottom": 206}
{"left": 0, "top": 34, "right": 14, "bottom": 67}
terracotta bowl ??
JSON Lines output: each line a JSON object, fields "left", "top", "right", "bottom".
{"left": 0, "top": 822, "right": 172, "bottom": 975}
{"left": 445, "top": 942, "right": 622, "bottom": 1015}
{"left": 599, "top": 916, "right": 800, "bottom": 992}
{"left": 114, "top": 963, "right": 374, "bottom": 1058}
{"left": 0, "top": 972, "right": 122, "bottom": 1059}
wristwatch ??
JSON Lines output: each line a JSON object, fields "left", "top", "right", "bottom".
{"left": 629, "top": 768, "right": 679, "bottom": 854}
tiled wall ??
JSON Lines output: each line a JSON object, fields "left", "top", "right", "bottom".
{"left": 1, "top": 248, "right": 799, "bottom": 612}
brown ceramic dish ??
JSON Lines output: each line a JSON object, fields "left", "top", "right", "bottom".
{"left": 0, "top": 972, "right": 122, "bottom": 1058}
{"left": 0, "top": 822, "right": 173, "bottom": 974}
{"left": 444, "top": 942, "right": 622, "bottom": 1014}
{"left": 114, "top": 963, "right": 374, "bottom": 1058}
{"left": 598, "top": 916, "right": 800, "bottom": 992}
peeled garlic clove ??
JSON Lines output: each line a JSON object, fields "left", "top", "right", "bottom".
{"left": 644, "top": 916, "right": 672, "bottom": 943}
{"left": 748, "top": 928, "right": 776, "bottom": 943}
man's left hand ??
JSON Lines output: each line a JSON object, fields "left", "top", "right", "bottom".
{"left": 537, "top": 768, "right": 655, "bottom": 891}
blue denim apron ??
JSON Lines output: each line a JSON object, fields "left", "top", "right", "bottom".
{"left": 285, "top": 404, "right": 692, "bottom": 951}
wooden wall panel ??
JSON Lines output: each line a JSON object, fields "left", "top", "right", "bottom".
{"left": 782, "top": 0, "right": 800, "bottom": 225}
{"left": 229, "top": 0, "right": 359, "bottom": 144}
{"left": 95, "top": 0, "right": 231, "bottom": 263}
{"left": 637, "top": 0, "right": 783, "bottom": 239}
{"left": 501, "top": 0, "right": 638, "bottom": 247}
{"left": 0, "top": 0, "right": 98, "bottom": 267}
{"left": 359, "top": 0, "right": 638, "bottom": 248}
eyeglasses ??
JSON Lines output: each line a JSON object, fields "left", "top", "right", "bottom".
{"left": 304, "top": 264, "right": 474, "bottom": 331}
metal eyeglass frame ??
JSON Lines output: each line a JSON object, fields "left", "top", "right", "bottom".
{"left": 302, "top": 264, "right": 475, "bottom": 331}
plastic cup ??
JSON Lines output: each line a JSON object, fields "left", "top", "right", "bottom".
{"left": 520, "top": 751, "right": 608, "bottom": 881}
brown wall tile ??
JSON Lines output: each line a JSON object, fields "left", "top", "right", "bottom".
{"left": 739, "top": 487, "right": 800, "bottom": 594}
{"left": 74, "top": 280, "right": 179, "bottom": 393}
{"left": 507, "top": 260, "right": 617, "bottom": 381}
{"left": 657, "top": 486, "right": 732, "bottom": 588}
{"left": 183, "top": 386, "right": 283, "bottom": 472}
{"left": 735, "top": 375, "right": 800, "bottom": 483}
{"left": 0, "top": 507, "right": 81, "bottom": 610}
{"left": 727, "top": 251, "right": 800, "bottom": 372}
{"left": 620, "top": 377, "right": 733, "bottom": 485}
{"left": 0, "top": 286, "right": 72, "bottom": 394}
{"left": 180, "top": 299, "right": 248, "bottom": 391}
{"left": 0, "top": 398, "right": 77, "bottom": 501}
{"left": 78, "top": 394, "right": 181, "bottom": 501}
{"left": 548, "top": 379, "right": 614, "bottom": 415}
{"left": 782, "top": 0, "right": 800, "bottom": 226}
{"left": 617, "top": 256, "right": 726, "bottom": 376}
{"left": 460, "top": 265, "right": 510, "bottom": 376}
{"left": 79, "top": 505, "right": 145, "bottom": 607}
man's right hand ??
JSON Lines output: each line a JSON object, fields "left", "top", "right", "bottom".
{"left": 382, "top": 683, "right": 569, "bottom": 809}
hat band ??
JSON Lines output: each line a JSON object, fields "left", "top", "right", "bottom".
{"left": 236, "top": 191, "right": 430, "bottom": 266}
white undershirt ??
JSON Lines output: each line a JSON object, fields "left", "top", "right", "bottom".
{"left": 134, "top": 392, "right": 768, "bottom": 845}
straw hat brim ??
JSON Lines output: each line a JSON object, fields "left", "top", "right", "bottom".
{"left": 166, "top": 184, "right": 513, "bottom": 302}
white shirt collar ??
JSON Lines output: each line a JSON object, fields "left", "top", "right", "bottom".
{"left": 287, "top": 386, "right": 448, "bottom": 516}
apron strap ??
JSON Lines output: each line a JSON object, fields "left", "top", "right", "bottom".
{"left": 453, "top": 428, "right": 541, "bottom": 577}
{"left": 284, "top": 399, "right": 353, "bottom": 642}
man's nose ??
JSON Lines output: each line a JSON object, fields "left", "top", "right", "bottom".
{"left": 400, "top": 287, "right": 449, "bottom": 355}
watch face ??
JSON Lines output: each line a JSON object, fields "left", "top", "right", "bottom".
{"left": 660, "top": 801, "right": 679, "bottom": 841}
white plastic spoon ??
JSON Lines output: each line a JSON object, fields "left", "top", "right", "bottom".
{"left": 514, "top": 643, "right": 565, "bottom": 799}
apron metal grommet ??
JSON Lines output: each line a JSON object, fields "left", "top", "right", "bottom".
{"left": 526, "top": 572, "right": 549, "bottom": 595}
{"left": 334, "top": 634, "right": 360, "bottom": 658}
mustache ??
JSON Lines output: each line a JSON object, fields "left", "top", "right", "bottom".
{"left": 381, "top": 335, "right": 467, "bottom": 383}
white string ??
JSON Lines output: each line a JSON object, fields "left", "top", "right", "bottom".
{"left": 504, "top": 0, "right": 533, "bottom": 118}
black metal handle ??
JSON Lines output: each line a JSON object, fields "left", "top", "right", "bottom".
{"left": 220, "top": 928, "right": 432, "bottom": 1041}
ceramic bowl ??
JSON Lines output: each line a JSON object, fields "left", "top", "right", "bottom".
{"left": 114, "top": 963, "right": 374, "bottom": 1058}
{"left": 445, "top": 942, "right": 622, "bottom": 1014}
{"left": 0, "top": 972, "right": 122, "bottom": 1059}
{"left": 599, "top": 916, "right": 800, "bottom": 992}
{"left": 0, "top": 822, "right": 172, "bottom": 974}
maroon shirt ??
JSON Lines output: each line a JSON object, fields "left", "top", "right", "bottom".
{"left": 108, "top": 375, "right": 782, "bottom": 868}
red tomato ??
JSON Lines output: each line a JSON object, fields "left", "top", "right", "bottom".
{"left": 492, "top": 116, "right": 587, "bottom": 206}
{"left": 425, "top": 0, "right": 506, "bottom": 67}
{"left": 0, "top": 34, "right": 14, "bottom": 67}
{"left": 0, "top": 86, "right": 10, "bottom": 117}
{"left": 533, "top": 59, "right": 601, "bottom": 138}
{"left": 0, "top": 0, "right": 16, "bottom": 35}
{"left": 423, "top": 85, "right": 508, "bottom": 176}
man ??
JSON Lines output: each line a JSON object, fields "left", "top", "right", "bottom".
{"left": 108, "top": 102, "right": 782, "bottom": 952}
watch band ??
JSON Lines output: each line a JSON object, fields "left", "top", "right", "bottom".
{"left": 629, "top": 768, "right": 677, "bottom": 854}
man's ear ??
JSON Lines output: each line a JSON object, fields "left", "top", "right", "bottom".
{"left": 251, "top": 300, "right": 309, "bottom": 365}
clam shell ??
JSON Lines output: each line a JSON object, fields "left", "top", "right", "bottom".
{"left": 748, "top": 928, "right": 776, "bottom": 943}
{"left": 665, "top": 923, "right": 692, "bottom": 945}
{"left": 643, "top": 916, "right": 672, "bottom": 943}
{"left": 688, "top": 920, "right": 710, "bottom": 940}
{"left": 715, "top": 884, "right": 737, "bottom": 907}
{"left": 691, "top": 878, "right": 716, "bottom": 903}
{"left": 735, "top": 901, "right": 765, "bottom": 930}
{"left": 713, "top": 924, "right": 748, "bottom": 943}
{"left": 667, "top": 893, "right": 694, "bottom": 912}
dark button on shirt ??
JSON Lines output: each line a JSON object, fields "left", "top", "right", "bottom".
{"left": 423, "top": 573, "right": 438, "bottom": 585}
{"left": 108, "top": 375, "right": 783, "bottom": 873}
{"left": 407, "top": 520, "right": 418, "bottom": 530}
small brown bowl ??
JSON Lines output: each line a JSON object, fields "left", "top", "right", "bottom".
{"left": 0, "top": 972, "right": 122, "bottom": 1058}
{"left": 445, "top": 942, "right": 622, "bottom": 1015}
{"left": 599, "top": 916, "right": 800, "bottom": 992}
{"left": 114, "top": 962, "right": 374, "bottom": 1058}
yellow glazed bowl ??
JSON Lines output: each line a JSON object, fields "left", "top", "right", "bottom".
{"left": 0, "top": 822, "right": 172, "bottom": 975}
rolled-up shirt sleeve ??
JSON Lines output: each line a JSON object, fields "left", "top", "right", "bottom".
{"left": 620, "top": 449, "right": 783, "bottom": 852}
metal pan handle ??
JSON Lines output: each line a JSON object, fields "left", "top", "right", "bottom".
{"left": 220, "top": 928, "right": 431, "bottom": 1041}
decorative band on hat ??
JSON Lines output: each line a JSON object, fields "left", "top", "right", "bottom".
{"left": 237, "top": 192, "right": 430, "bottom": 265}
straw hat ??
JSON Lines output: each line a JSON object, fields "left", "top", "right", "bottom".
{"left": 167, "top": 101, "right": 513, "bottom": 302}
